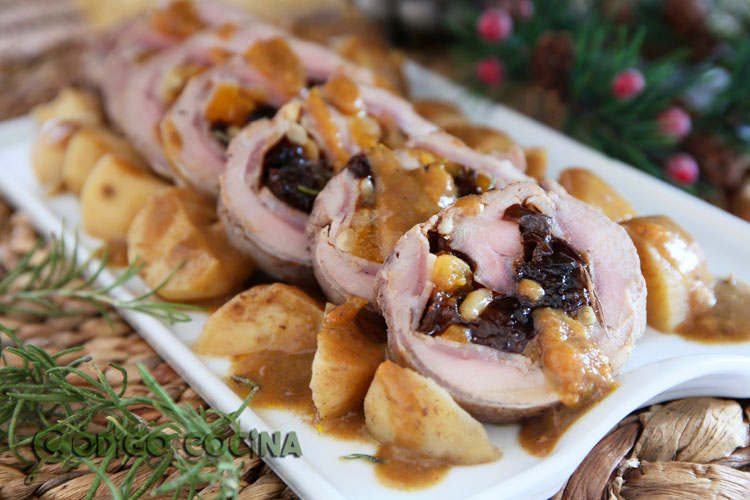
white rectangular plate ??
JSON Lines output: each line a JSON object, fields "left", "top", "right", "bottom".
{"left": 1, "top": 63, "right": 750, "bottom": 500}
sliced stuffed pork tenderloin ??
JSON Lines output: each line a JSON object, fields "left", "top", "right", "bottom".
{"left": 93, "top": 0, "right": 250, "bottom": 138}
{"left": 307, "top": 128, "right": 529, "bottom": 307}
{"left": 161, "top": 37, "right": 386, "bottom": 197}
{"left": 111, "top": 21, "right": 286, "bottom": 179}
{"left": 218, "top": 76, "right": 441, "bottom": 285}
{"left": 375, "top": 181, "right": 647, "bottom": 422}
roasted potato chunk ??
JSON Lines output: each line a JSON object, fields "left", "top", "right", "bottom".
{"left": 31, "top": 120, "right": 82, "bottom": 192}
{"left": 63, "top": 127, "right": 145, "bottom": 194}
{"left": 559, "top": 168, "right": 636, "bottom": 222}
{"left": 32, "top": 87, "right": 102, "bottom": 126}
{"left": 622, "top": 216, "right": 715, "bottom": 332}
{"left": 127, "top": 187, "right": 253, "bottom": 301}
{"left": 412, "top": 99, "right": 467, "bottom": 129}
{"left": 80, "top": 155, "right": 168, "bottom": 241}
{"left": 310, "top": 297, "right": 385, "bottom": 421}
{"left": 364, "top": 361, "right": 501, "bottom": 465}
{"left": 446, "top": 123, "right": 515, "bottom": 154}
{"left": 195, "top": 283, "right": 323, "bottom": 356}
{"left": 524, "top": 147, "right": 547, "bottom": 182}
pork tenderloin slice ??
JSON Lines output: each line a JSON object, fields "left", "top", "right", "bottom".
{"left": 219, "top": 108, "right": 320, "bottom": 285}
{"left": 307, "top": 134, "right": 531, "bottom": 308}
{"left": 115, "top": 21, "right": 284, "bottom": 179}
{"left": 96, "top": 1, "right": 251, "bottom": 139}
{"left": 162, "top": 60, "right": 288, "bottom": 197}
{"left": 160, "top": 36, "right": 386, "bottom": 193}
{"left": 375, "top": 181, "right": 647, "bottom": 422}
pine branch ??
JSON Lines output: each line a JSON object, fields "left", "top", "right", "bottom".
{"left": 452, "top": 1, "right": 748, "bottom": 196}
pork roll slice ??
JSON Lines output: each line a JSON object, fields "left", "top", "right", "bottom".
{"left": 218, "top": 100, "right": 333, "bottom": 284}
{"left": 375, "top": 181, "right": 647, "bottom": 422}
{"left": 217, "top": 76, "right": 442, "bottom": 283}
{"left": 308, "top": 132, "right": 530, "bottom": 307}
{"left": 162, "top": 38, "right": 384, "bottom": 197}
{"left": 94, "top": 0, "right": 248, "bottom": 131}
{"left": 114, "top": 21, "right": 286, "bottom": 179}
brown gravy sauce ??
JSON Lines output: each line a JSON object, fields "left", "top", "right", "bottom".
{"left": 322, "top": 75, "right": 363, "bottom": 116}
{"left": 306, "top": 88, "right": 350, "bottom": 170}
{"left": 204, "top": 83, "right": 267, "bottom": 127}
{"left": 148, "top": 0, "right": 205, "bottom": 39}
{"left": 316, "top": 409, "right": 371, "bottom": 442}
{"left": 229, "top": 350, "right": 315, "bottom": 414}
{"left": 349, "top": 147, "right": 456, "bottom": 263}
{"left": 677, "top": 278, "right": 750, "bottom": 343}
{"left": 519, "top": 386, "right": 617, "bottom": 457}
{"left": 243, "top": 38, "right": 305, "bottom": 99}
{"left": 372, "top": 444, "right": 450, "bottom": 490}
{"left": 93, "top": 240, "right": 129, "bottom": 267}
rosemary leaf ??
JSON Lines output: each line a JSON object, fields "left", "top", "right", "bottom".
{"left": 340, "top": 453, "right": 386, "bottom": 464}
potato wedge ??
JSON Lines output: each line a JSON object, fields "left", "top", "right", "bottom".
{"left": 446, "top": 123, "right": 515, "bottom": 154}
{"left": 559, "top": 168, "right": 636, "bottom": 222}
{"left": 63, "top": 127, "right": 145, "bottom": 194}
{"left": 80, "top": 155, "right": 168, "bottom": 241}
{"left": 32, "top": 87, "right": 102, "bottom": 126}
{"left": 31, "top": 120, "right": 82, "bottom": 192}
{"left": 412, "top": 99, "right": 467, "bottom": 129}
{"left": 364, "top": 361, "right": 501, "bottom": 465}
{"left": 127, "top": 187, "right": 253, "bottom": 301}
{"left": 622, "top": 216, "right": 715, "bottom": 332}
{"left": 310, "top": 297, "right": 385, "bottom": 420}
{"left": 524, "top": 147, "right": 547, "bottom": 182}
{"left": 195, "top": 283, "right": 323, "bottom": 356}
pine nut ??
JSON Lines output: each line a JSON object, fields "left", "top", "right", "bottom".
{"left": 335, "top": 228, "right": 356, "bottom": 252}
{"left": 517, "top": 278, "right": 545, "bottom": 303}
{"left": 360, "top": 178, "right": 374, "bottom": 198}
{"left": 279, "top": 101, "right": 301, "bottom": 121}
{"left": 437, "top": 216, "right": 453, "bottom": 235}
{"left": 285, "top": 122, "right": 308, "bottom": 145}
{"left": 459, "top": 288, "right": 493, "bottom": 321}
{"left": 576, "top": 305, "right": 596, "bottom": 326}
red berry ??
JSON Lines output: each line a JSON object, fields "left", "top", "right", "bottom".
{"left": 476, "top": 57, "right": 505, "bottom": 87}
{"left": 666, "top": 153, "right": 699, "bottom": 185}
{"left": 658, "top": 106, "right": 692, "bottom": 140}
{"left": 477, "top": 8, "right": 513, "bottom": 42}
{"left": 612, "top": 68, "right": 645, "bottom": 99}
{"left": 516, "top": 0, "right": 534, "bottom": 19}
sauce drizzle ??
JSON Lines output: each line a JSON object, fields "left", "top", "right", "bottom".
{"left": 677, "top": 278, "right": 750, "bottom": 343}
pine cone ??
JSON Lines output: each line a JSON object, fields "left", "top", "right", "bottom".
{"left": 530, "top": 31, "right": 573, "bottom": 94}
{"left": 603, "top": 0, "right": 636, "bottom": 23}
{"left": 687, "top": 132, "right": 750, "bottom": 188}
{"left": 662, "top": 0, "right": 716, "bottom": 58}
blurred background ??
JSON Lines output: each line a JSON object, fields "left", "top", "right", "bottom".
{"left": 1, "top": 0, "right": 749, "bottom": 219}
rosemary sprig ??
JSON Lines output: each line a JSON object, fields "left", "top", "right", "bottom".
{"left": 0, "top": 325, "right": 257, "bottom": 499}
{"left": 0, "top": 232, "right": 204, "bottom": 326}
{"left": 340, "top": 453, "right": 386, "bottom": 464}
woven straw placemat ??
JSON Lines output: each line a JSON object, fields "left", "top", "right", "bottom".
{"left": 2, "top": 3, "right": 750, "bottom": 498}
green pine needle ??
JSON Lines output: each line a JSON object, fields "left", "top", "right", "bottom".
{"left": 453, "top": 0, "right": 749, "bottom": 196}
